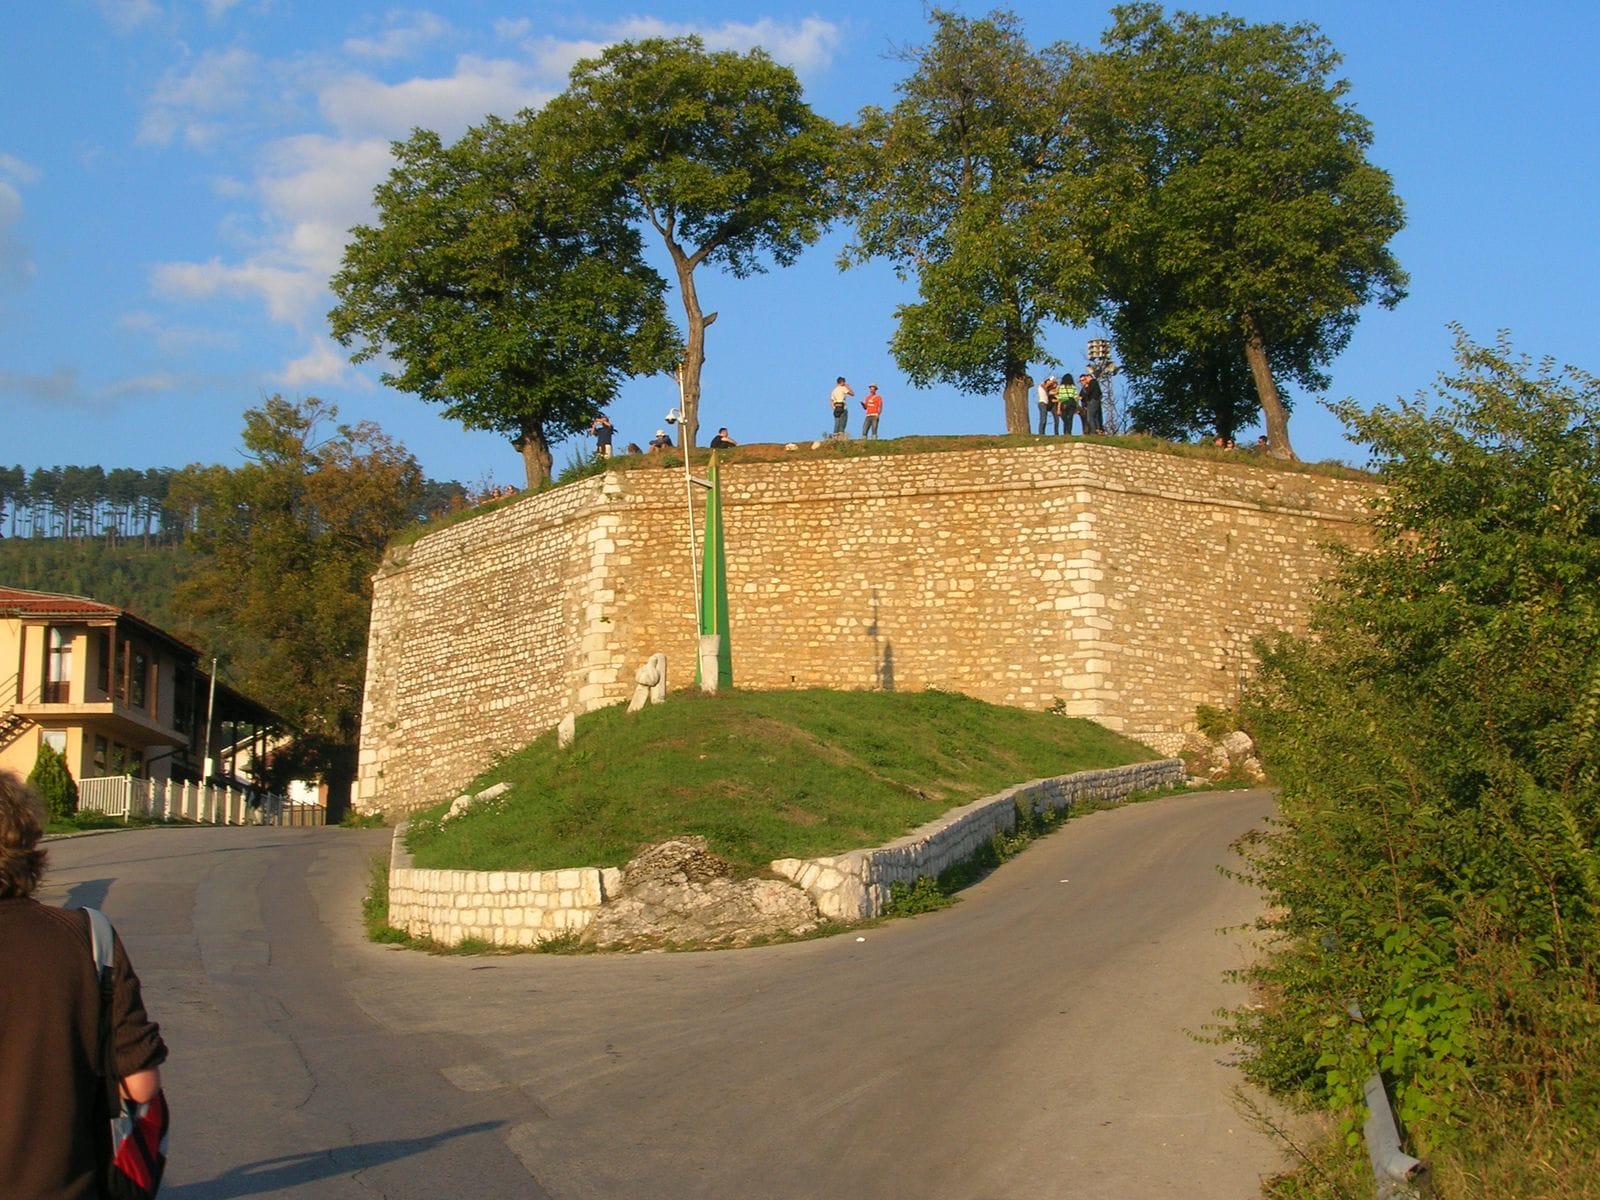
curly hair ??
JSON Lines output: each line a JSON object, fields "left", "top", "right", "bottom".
{"left": 0, "top": 769, "right": 48, "bottom": 898}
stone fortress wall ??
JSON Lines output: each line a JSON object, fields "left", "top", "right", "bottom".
{"left": 356, "top": 441, "right": 1376, "bottom": 815}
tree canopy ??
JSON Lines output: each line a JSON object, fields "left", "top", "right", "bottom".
{"left": 1236, "top": 331, "right": 1600, "bottom": 1186}
{"left": 1069, "top": 3, "right": 1407, "bottom": 457}
{"left": 330, "top": 113, "right": 679, "bottom": 489}
{"left": 171, "top": 397, "right": 424, "bottom": 806}
{"left": 540, "top": 36, "right": 843, "bottom": 449}
{"left": 843, "top": 9, "right": 1097, "bottom": 434}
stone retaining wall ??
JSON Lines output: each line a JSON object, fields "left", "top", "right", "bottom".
{"left": 771, "top": 758, "right": 1185, "bottom": 920}
{"left": 358, "top": 443, "right": 1374, "bottom": 815}
{"left": 386, "top": 759, "right": 1184, "bottom": 945}
{"left": 386, "top": 821, "right": 623, "bottom": 947}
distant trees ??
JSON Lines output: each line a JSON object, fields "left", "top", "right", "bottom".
{"left": 0, "top": 465, "right": 178, "bottom": 544}
{"left": 171, "top": 397, "right": 426, "bottom": 807}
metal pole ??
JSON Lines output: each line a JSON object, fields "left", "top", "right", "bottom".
{"left": 198, "top": 656, "right": 217, "bottom": 786}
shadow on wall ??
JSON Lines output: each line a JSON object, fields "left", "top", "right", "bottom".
{"left": 867, "top": 588, "right": 895, "bottom": 692}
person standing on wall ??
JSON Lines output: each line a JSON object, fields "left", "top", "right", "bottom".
{"left": 591, "top": 414, "right": 617, "bottom": 458}
{"left": 1036, "top": 376, "right": 1055, "bottom": 435}
{"left": 860, "top": 383, "right": 884, "bottom": 439}
{"left": 829, "top": 376, "right": 854, "bottom": 438}
{"left": 0, "top": 769, "right": 168, "bottom": 1200}
{"left": 1078, "top": 371, "right": 1104, "bottom": 435}
{"left": 1058, "top": 373, "right": 1081, "bottom": 435}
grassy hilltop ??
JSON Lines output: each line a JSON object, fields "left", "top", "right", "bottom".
{"left": 403, "top": 687, "right": 1159, "bottom": 873}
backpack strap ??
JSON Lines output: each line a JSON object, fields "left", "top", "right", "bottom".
{"left": 86, "top": 907, "right": 115, "bottom": 979}
{"left": 82, "top": 907, "right": 123, "bottom": 1109}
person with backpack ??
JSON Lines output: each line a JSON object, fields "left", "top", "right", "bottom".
{"left": 829, "top": 376, "right": 854, "bottom": 438}
{"left": 0, "top": 769, "right": 168, "bottom": 1200}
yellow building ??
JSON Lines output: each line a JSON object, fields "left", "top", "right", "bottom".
{"left": 1, "top": 586, "right": 279, "bottom": 787}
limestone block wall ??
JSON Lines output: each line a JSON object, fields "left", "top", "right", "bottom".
{"left": 772, "top": 758, "right": 1185, "bottom": 920}
{"left": 386, "top": 821, "right": 623, "bottom": 947}
{"left": 357, "top": 477, "right": 626, "bottom": 812}
{"left": 358, "top": 443, "right": 1375, "bottom": 813}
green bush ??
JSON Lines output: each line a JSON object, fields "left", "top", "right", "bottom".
{"left": 1231, "top": 331, "right": 1600, "bottom": 1188}
{"left": 28, "top": 744, "right": 79, "bottom": 823}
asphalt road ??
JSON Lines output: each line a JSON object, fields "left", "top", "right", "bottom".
{"left": 39, "top": 789, "right": 1289, "bottom": 1199}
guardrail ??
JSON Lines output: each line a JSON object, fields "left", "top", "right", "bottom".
{"left": 76, "top": 776, "right": 324, "bottom": 826}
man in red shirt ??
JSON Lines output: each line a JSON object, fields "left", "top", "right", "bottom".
{"left": 860, "top": 383, "right": 885, "bottom": 440}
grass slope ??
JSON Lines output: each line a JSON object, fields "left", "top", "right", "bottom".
{"left": 405, "top": 688, "right": 1158, "bottom": 873}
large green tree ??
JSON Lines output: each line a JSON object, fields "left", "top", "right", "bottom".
{"left": 171, "top": 397, "right": 424, "bottom": 810}
{"left": 1236, "top": 331, "right": 1600, "bottom": 1186}
{"left": 1070, "top": 3, "right": 1407, "bottom": 459}
{"left": 541, "top": 37, "right": 842, "bottom": 449}
{"left": 330, "top": 113, "right": 679, "bottom": 488}
{"left": 844, "top": 9, "right": 1097, "bottom": 434}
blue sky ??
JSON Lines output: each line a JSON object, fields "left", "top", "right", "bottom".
{"left": 2, "top": 1, "right": 1597, "bottom": 489}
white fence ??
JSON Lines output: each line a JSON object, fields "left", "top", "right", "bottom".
{"left": 76, "top": 776, "right": 325, "bottom": 826}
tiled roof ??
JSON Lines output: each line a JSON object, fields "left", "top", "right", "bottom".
{"left": 0, "top": 586, "right": 122, "bottom": 619}
{"left": 0, "top": 586, "right": 199, "bottom": 655}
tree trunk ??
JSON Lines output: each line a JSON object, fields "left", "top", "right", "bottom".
{"left": 513, "top": 420, "right": 554, "bottom": 490}
{"left": 668, "top": 249, "right": 716, "bottom": 451}
{"left": 1004, "top": 372, "right": 1032, "bottom": 435}
{"left": 1241, "top": 312, "right": 1297, "bottom": 461}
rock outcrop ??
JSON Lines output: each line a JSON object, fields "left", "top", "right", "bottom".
{"left": 582, "top": 836, "right": 821, "bottom": 950}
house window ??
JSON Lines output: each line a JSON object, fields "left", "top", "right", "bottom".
{"left": 174, "top": 665, "right": 194, "bottom": 738}
{"left": 42, "top": 729, "right": 67, "bottom": 755}
{"left": 114, "top": 639, "right": 128, "bottom": 703}
{"left": 94, "top": 735, "right": 108, "bottom": 774}
{"left": 45, "top": 628, "right": 72, "bottom": 703}
{"left": 97, "top": 630, "right": 111, "bottom": 696}
{"left": 130, "top": 648, "right": 150, "bottom": 711}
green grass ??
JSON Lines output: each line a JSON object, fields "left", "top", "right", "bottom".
{"left": 405, "top": 687, "right": 1158, "bottom": 873}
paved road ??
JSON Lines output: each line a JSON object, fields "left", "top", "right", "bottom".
{"left": 40, "top": 790, "right": 1288, "bottom": 1199}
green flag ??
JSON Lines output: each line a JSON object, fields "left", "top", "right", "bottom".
{"left": 697, "top": 455, "right": 732, "bottom": 687}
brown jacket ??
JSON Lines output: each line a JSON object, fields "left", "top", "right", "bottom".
{"left": 0, "top": 898, "right": 167, "bottom": 1200}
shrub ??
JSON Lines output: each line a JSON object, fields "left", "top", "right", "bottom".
{"left": 1231, "top": 330, "right": 1600, "bottom": 1182}
{"left": 29, "top": 744, "right": 79, "bottom": 823}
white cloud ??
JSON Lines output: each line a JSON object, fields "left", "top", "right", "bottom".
{"left": 493, "top": 17, "right": 531, "bottom": 42}
{"left": 119, "top": 311, "right": 237, "bottom": 355}
{"left": 98, "top": 0, "right": 160, "bottom": 34}
{"left": 139, "top": 47, "right": 264, "bottom": 148}
{"left": 0, "top": 162, "right": 37, "bottom": 291}
{"left": 0, "top": 367, "right": 84, "bottom": 405}
{"left": 204, "top": 0, "right": 243, "bottom": 20}
{"left": 0, "top": 153, "right": 43, "bottom": 186}
{"left": 104, "top": 372, "right": 183, "bottom": 398}
{"left": 602, "top": 16, "right": 842, "bottom": 74}
{"left": 319, "top": 55, "right": 551, "bottom": 139}
{"left": 506, "top": 17, "right": 843, "bottom": 88}
{"left": 278, "top": 338, "right": 350, "bottom": 387}
{"left": 257, "top": 134, "right": 395, "bottom": 274}
{"left": 151, "top": 257, "right": 325, "bottom": 327}
{"left": 344, "top": 11, "right": 451, "bottom": 61}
